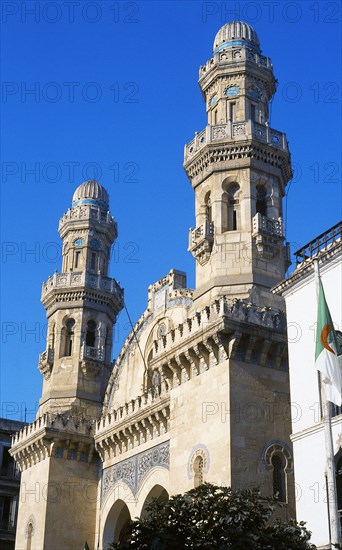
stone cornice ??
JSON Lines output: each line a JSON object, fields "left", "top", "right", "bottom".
{"left": 184, "top": 141, "right": 291, "bottom": 186}
{"left": 10, "top": 413, "right": 96, "bottom": 470}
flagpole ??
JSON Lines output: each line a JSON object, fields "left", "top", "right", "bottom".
{"left": 314, "top": 259, "right": 341, "bottom": 546}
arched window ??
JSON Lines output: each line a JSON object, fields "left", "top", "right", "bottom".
{"left": 86, "top": 320, "right": 96, "bottom": 347}
{"left": 65, "top": 319, "right": 75, "bottom": 356}
{"left": 204, "top": 193, "right": 212, "bottom": 223}
{"left": 256, "top": 185, "right": 267, "bottom": 217}
{"left": 227, "top": 184, "right": 239, "bottom": 231}
{"left": 272, "top": 453, "right": 286, "bottom": 501}
{"left": 194, "top": 456, "right": 204, "bottom": 488}
{"left": 27, "top": 522, "right": 33, "bottom": 550}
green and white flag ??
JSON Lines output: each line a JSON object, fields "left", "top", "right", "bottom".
{"left": 315, "top": 278, "right": 342, "bottom": 406}
{"left": 84, "top": 542, "right": 90, "bottom": 550}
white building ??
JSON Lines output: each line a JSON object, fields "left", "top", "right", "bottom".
{"left": 275, "top": 222, "right": 342, "bottom": 550}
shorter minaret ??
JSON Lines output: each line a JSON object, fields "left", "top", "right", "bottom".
{"left": 38, "top": 180, "right": 123, "bottom": 418}
{"left": 11, "top": 181, "right": 123, "bottom": 550}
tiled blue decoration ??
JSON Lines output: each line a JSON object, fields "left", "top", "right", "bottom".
{"left": 225, "top": 86, "right": 240, "bottom": 97}
{"left": 74, "top": 238, "right": 84, "bottom": 247}
{"left": 101, "top": 441, "right": 170, "bottom": 501}
{"left": 210, "top": 95, "right": 218, "bottom": 106}
{"left": 72, "top": 198, "right": 108, "bottom": 209}
{"left": 214, "top": 40, "right": 260, "bottom": 54}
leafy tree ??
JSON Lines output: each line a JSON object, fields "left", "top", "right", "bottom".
{"left": 110, "top": 483, "right": 316, "bottom": 549}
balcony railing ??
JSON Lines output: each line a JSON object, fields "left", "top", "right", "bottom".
{"left": 42, "top": 271, "right": 123, "bottom": 304}
{"left": 59, "top": 205, "right": 116, "bottom": 230}
{"left": 39, "top": 347, "right": 54, "bottom": 366}
{"left": 81, "top": 344, "right": 104, "bottom": 362}
{"left": 184, "top": 121, "right": 288, "bottom": 162}
{"left": 252, "top": 213, "right": 283, "bottom": 238}
{"left": 199, "top": 47, "right": 273, "bottom": 79}
{"left": 294, "top": 221, "right": 342, "bottom": 266}
{"left": 189, "top": 220, "right": 214, "bottom": 250}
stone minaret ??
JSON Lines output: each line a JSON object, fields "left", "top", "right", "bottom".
{"left": 11, "top": 181, "right": 123, "bottom": 550}
{"left": 184, "top": 21, "right": 292, "bottom": 308}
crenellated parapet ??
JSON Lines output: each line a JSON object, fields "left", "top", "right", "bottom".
{"left": 95, "top": 383, "right": 170, "bottom": 462}
{"left": 10, "top": 412, "right": 96, "bottom": 471}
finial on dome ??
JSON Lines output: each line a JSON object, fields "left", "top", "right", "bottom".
{"left": 72, "top": 180, "right": 109, "bottom": 209}
{"left": 213, "top": 21, "right": 260, "bottom": 54}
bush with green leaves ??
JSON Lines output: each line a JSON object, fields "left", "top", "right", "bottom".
{"left": 110, "top": 483, "right": 316, "bottom": 550}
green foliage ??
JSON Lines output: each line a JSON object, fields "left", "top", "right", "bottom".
{"left": 109, "top": 483, "right": 316, "bottom": 550}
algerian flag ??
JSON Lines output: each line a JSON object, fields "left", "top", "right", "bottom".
{"left": 84, "top": 542, "right": 90, "bottom": 550}
{"left": 315, "top": 278, "right": 342, "bottom": 406}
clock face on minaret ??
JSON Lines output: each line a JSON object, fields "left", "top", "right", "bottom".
{"left": 184, "top": 21, "right": 292, "bottom": 308}
{"left": 38, "top": 180, "right": 124, "bottom": 419}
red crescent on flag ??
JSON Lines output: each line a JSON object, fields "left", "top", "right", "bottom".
{"left": 321, "top": 324, "right": 336, "bottom": 355}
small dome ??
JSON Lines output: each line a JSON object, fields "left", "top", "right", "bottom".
{"left": 72, "top": 180, "right": 109, "bottom": 209}
{"left": 213, "top": 21, "right": 260, "bottom": 54}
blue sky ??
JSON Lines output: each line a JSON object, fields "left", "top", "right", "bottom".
{"left": 1, "top": 0, "right": 341, "bottom": 421}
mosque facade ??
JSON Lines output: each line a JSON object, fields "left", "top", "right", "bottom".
{"left": 11, "top": 21, "right": 297, "bottom": 549}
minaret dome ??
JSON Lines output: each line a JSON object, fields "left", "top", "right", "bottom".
{"left": 213, "top": 21, "right": 260, "bottom": 54}
{"left": 72, "top": 179, "right": 109, "bottom": 209}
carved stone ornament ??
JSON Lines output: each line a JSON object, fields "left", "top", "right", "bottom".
{"left": 80, "top": 360, "right": 101, "bottom": 378}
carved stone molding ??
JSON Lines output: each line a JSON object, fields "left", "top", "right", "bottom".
{"left": 101, "top": 440, "right": 170, "bottom": 501}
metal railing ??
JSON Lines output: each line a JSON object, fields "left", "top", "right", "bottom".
{"left": 294, "top": 221, "right": 342, "bottom": 265}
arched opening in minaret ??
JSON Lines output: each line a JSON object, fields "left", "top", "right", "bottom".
{"left": 64, "top": 319, "right": 75, "bottom": 356}
{"left": 227, "top": 100, "right": 236, "bottom": 122}
{"left": 204, "top": 192, "right": 212, "bottom": 223}
{"left": 85, "top": 319, "right": 96, "bottom": 347}
{"left": 271, "top": 452, "right": 286, "bottom": 502}
{"left": 140, "top": 485, "right": 169, "bottom": 519}
{"left": 256, "top": 185, "right": 267, "bottom": 217}
{"left": 194, "top": 455, "right": 204, "bottom": 488}
{"left": 103, "top": 499, "right": 131, "bottom": 547}
{"left": 226, "top": 184, "right": 239, "bottom": 231}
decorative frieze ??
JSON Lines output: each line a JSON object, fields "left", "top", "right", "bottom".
{"left": 101, "top": 441, "right": 169, "bottom": 501}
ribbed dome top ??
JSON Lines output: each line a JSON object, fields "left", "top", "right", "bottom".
{"left": 213, "top": 21, "right": 260, "bottom": 53}
{"left": 72, "top": 180, "right": 109, "bottom": 209}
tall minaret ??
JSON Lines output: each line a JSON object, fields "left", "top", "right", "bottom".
{"left": 184, "top": 22, "right": 292, "bottom": 307}
{"left": 11, "top": 181, "right": 123, "bottom": 550}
